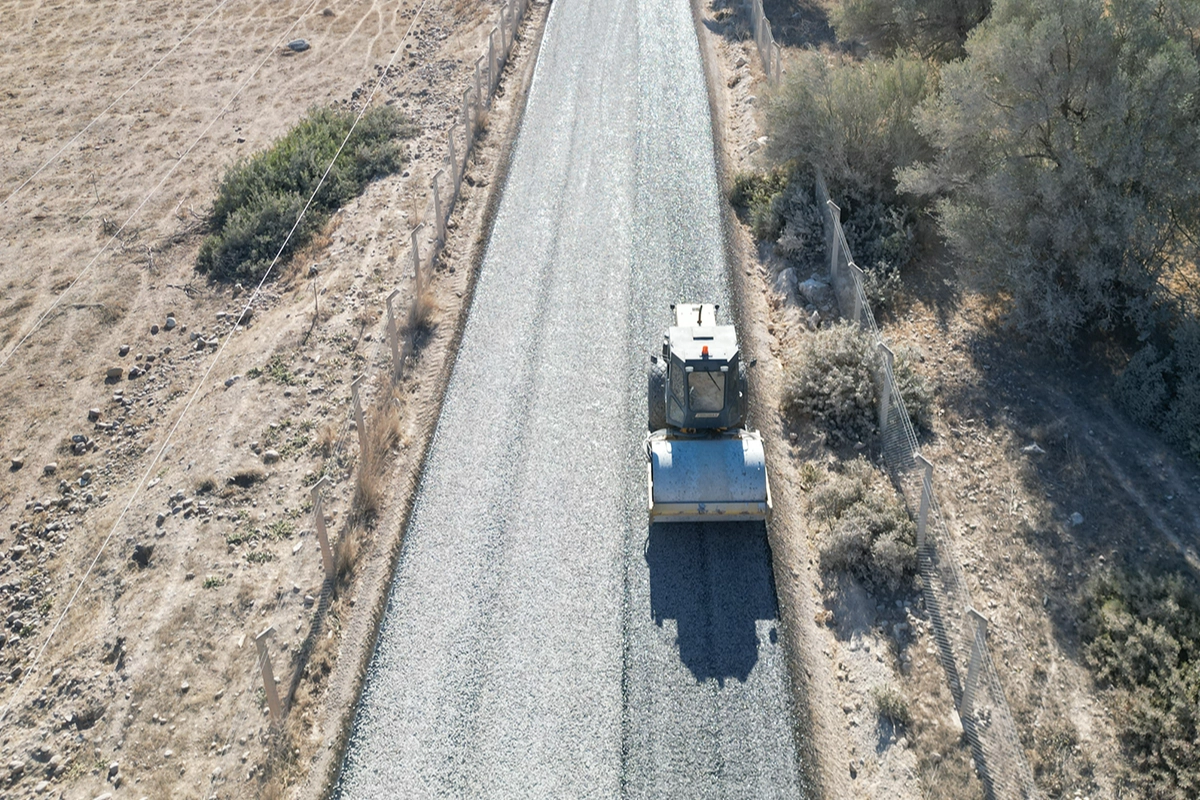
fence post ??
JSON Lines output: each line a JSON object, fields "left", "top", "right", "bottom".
{"left": 350, "top": 376, "right": 367, "bottom": 457}
{"left": 462, "top": 86, "right": 472, "bottom": 142}
{"left": 475, "top": 56, "right": 485, "bottom": 110}
{"left": 916, "top": 453, "right": 933, "bottom": 551}
{"left": 310, "top": 476, "right": 335, "bottom": 581}
{"left": 488, "top": 29, "right": 498, "bottom": 93}
{"left": 255, "top": 626, "right": 283, "bottom": 725}
{"left": 410, "top": 223, "right": 426, "bottom": 294}
{"left": 500, "top": 7, "right": 509, "bottom": 57}
{"left": 961, "top": 609, "right": 988, "bottom": 720}
{"left": 878, "top": 342, "right": 894, "bottom": 435}
{"left": 447, "top": 125, "right": 459, "bottom": 190}
{"left": 849, "top": 261, "right": 865, "bottom": 327}
{"left": 386, "top": 289, "right": 402, "bottom": 379}
{"left": 826, "top": 200, "right": 840, "bottom": 281}
{"left": 774, "top": 42, "right": 781, "bottom": 83}
{"left": 432, "top": 169, "right": 445, "bottom": 244}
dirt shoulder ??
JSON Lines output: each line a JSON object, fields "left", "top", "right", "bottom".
{"left": 0, "top": 2, "right": 548, "bottom": 798}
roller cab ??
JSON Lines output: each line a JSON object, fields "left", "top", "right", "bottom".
{"left": 646, "top": 303, "right": 771, "bottom": 524}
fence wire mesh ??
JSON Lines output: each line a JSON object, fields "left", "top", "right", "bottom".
{"left": 816, "top": 173, "right": 1039, "bottom": 800}
{"left": 745, "top": 0, "right": 781, "bottom": 83}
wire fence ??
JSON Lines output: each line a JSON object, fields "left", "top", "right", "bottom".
{"left": 745, "top": 0, "right": 781, "bottom": 84}
{"left": 815, "top": 173, "right": 1039, "bottom": 800}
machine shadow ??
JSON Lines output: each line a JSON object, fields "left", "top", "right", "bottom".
{"left": 645, "top": 521, "right": 780, "bottom": 686}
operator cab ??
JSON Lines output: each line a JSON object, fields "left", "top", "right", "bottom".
{"left": 661, "top": 304, "right": 746, "bottom": 430}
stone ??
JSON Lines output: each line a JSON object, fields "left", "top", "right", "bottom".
{"left": 798, "top": 275, "right": 835, "bottom": 309}
{"left": 163, "top": 749, "right": 173, "bottom": 759}
{"left": 10, "top": 457, "right": 23, "bottom": 471}
{"left": 156, "top": 512, "right": 166, "bottom": 527}
{"left": 118, "top": 345, "right": 130, "bottom": 357}
{"left": 131, "top": 543, "right": 154, "bottom": 568}
{"left": 150, "top": 324, "right": 159, "bottom": 335}
{"left": 128, "top": 366, "right": 144, "bottom": 379}
{"left": 287, "top": 38, "right": 310, "bottom": 52}
{"left": 164, "top": 316, "right": 177, "bottom": 331}
{"left": 43, "top": 462, "right": 57, "bottom": 475}
{"left": 734, "top": 55, "right": 747, "bottom": 68}
{"left": 1022, "top": 443, "right": 1046, "bottom": 455}
{"left": 106, "top": 367, "right": 123, "bottom": 380}
{"left": 304, "top": 594, "right": 315, "bottom": 607}
{"left": 180, "top": 681, "right": 189, "bottom": 693}
{"left": 1070, "top": 512, "right": 1084, "bottom": 526}
{"left": 262, "top": 450, "right": 280, "bottom": 464}
{"left": 108, "top": 761, "right": 119, "bottom": 779}
{"left": 88, "top": 408, "right": 101, "bottom": 421}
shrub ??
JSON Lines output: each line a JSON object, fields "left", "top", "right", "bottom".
{"left": 197, "top": 105, "right": 417, "bottom": 283}
{"left": 892, "top": 347, "right": 934, "bottom": 430}
{"left": 1081, "top": 569, "right": 1200, "bottom": 796}
{"left": 730, "top": 168, "right": 791, "bottom": 241}
{"left": 765, "top": 51, "right": 935, "bottom": 201}
{"left": 871, "top": 684, "right": 913, "bottom": 728}
{"left": 809, "top": 458, "right": 917, "bottom": 592}
{"left": 1115, "top": 317, "right": 1200, "bottom": 463}
{"left": 783, "top": 322, "right": 879, "bottom": 444}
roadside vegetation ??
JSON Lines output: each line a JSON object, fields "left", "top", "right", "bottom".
{"left": 197, "top": 105, "right": 418, "bottom": 284}
{"left": 744, "top": 0, "right": 1200, "bottom": 794}
{"left": 736, "top": 0, "right": 1200, "bottom": 464}
{"left": 1081, "top": 569, "right": 1200, "bottom": 796}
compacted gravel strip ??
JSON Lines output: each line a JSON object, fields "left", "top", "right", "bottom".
{"left": 337, "top": 0, "right": 807, "bottom": 796}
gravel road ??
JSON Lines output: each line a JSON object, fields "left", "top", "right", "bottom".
{"left": 336, "top": 0, "right": 809, "bottom": 796}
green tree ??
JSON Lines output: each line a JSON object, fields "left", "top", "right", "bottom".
{"left": 831, "top": 0, "right": 991, "bottom": 60}
{"left": 899, "top": 0, "right": 1200, "bottom": 343}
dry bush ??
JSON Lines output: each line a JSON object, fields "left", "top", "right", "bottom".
{"left": 809, "top": 457, "right": 916, "bottom": 592}
{"left": 871, "top": 684, "right": 912, "bottom": 728}
{"left": 783, "top": 321, "right": 879, "bottom": 444}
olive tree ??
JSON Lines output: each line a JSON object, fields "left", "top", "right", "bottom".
{"left": 899, "top": 0, "right": 1200, "bottom": 343}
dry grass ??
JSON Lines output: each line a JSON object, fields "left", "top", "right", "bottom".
{"left": 350, "top": 388, "right": 401, "bottom": 526}
{"left": 315, "top": 421, "right": 338, "bottom": 458}
{"left": 410, "top": 287, "right": 440, "bottom": 335}
{"left": 335, "top": 523, "right": 368, "bottom": 586}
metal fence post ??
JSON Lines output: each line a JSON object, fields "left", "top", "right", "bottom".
{"left": 849, "top": 261, "right": 865, "bottom": 327}
{"left": 350, "top": 376, "right": 367, "bottom": 457}
{"left": 311, "top": 476, "right": 335, "bottom": 581}
{"left": 774, "top": 41, "right": 782, "bottom": 83}
{"left": 826, "top": 200, "right": 840, "bottom": 281}
{"left": 255, "top": 626, "right": 283, "bottom": 725}
{"left": 878, "top": 342, "right": 894, "bottom": 435}
{"left": 916, "top": 453, "right": 933, "bottom": 551}
{"left": 961, "top": 609, "right": 988, "bottom": 720}
{"left": 386, "top": 289, "right": 402, "bottom": 379}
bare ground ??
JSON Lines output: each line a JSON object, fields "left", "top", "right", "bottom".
{"left": 0, "top": 1, "right": 547, "bottom": 797}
